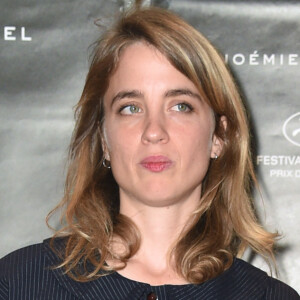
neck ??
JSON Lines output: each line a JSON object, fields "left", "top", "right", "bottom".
{"left": 114, "top": 189, "right": 200, "bottom": 284}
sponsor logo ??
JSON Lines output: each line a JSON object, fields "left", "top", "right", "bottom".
{"left": 3, "top": 26, "right": 32, "bottom": 41}
{"left": 282, "top": 112, "right": 300, "bottom": 147}
{"left": 257, "top": 155, "right": 300, "bottom": 178}
{"left": 257, "top": 155, "right": 300, "bottom": 166}
{"left": 225, "top": 51, "right": 298, "bottom": 66}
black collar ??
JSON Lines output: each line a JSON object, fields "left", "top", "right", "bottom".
{"left": 43, "top": 238, "right": 267, "bottom": 300}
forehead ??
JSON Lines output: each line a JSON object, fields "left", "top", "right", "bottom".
{"left": 116, "top": 42, "right": 171, "bottom": 76}
{"left": 105, "top": 42, "right": 201, "bottom": 97}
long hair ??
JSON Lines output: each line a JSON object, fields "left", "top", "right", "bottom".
{"left": 47, "top": 6, "right": 278, "bottom": 283}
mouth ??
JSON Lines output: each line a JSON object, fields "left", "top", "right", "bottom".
{"left": 140, "top": 155, "right": 173, "bottom": 172}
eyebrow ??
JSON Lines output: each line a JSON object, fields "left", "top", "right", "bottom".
{"left": 164, "top": 88, "right": 202, "bottom": 101}
{"left": 110, "top": 88, "right": 202, "bottom": 107}
{"left": 110, "top": 90, "right": 143, "bottom": 107}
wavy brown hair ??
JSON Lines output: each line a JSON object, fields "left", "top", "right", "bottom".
{"left": 47, "top": 5, "right": 278, "bottom": 283}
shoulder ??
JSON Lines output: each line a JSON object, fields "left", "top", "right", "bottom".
{"left": 231, "top": 258, "right": 299, "bottom": 299}
{"left": 0, "top": 237, "right": 66, "bottom": 277}
{"left": 264, "top": 276, "right": 299, "bottom": 299}
{"left": 0, "top": 238, "right": 70, "bottom": 300}
{"left": 0, "top": 241, "right": 46, "bottom": 277}
{"left": 0, "top": 241, "right": 46, "bottom": 299}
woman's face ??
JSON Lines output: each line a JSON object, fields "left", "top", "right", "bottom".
{"left": 103, "top": 42, "right": 221, "bottom": 208}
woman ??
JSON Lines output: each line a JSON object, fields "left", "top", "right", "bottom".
{"left": 0, "top": 5, "right": 299, "bottom": 300}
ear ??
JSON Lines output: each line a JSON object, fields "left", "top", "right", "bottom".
{"left": 210, "top": 115, "right": 227, "bottom": 159}
{"left": 103, "top": 146, "right": 110, "bottom": 161}
{"left": 99, "top": 125, "right": 111, "bottom": 161}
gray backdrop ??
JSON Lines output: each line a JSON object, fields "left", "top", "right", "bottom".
{"left": 0, "top": 0, "right": 299, "bottom": 293}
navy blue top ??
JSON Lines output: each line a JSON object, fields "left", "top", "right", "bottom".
{"left": 0, "top": 238, "right": 299, "bottom": 299}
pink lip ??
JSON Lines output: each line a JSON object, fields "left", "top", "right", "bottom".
{"left": 140, "top": 155, "right": 173, "bottom": 172}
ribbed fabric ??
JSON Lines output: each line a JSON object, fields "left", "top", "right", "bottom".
{"left": 0, "top": 239, "right": 299, "bottom": 300}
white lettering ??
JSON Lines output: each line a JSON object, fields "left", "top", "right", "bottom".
{"left": 226, "top": 53, "right": 298, "bottom": 66}
{"left": 256, "top": 155, "right": 300, "bottom": 166}
{"left": 287, "top": 156, "right": 296, "bottom": 165}
{"left": 279, "top": 54, "right": 284, "bottom": 65}
{"left": 256, "top": 155, "right": 263, "bottom": 165}
{"left": 21, "top": 27, "right": 32, "bottom": 41}
{"left": 263, "top": 54, "right": 275, "bottom": 65}
{"left": 270, "top": 169, "right": 293, "bottom": 178}
{"left": 224, "top": 54, "right": 229, "bottom": 63}
{"left": 4, "top": 26, "right": 16, "bottom": 41}
{"left": 249, "top": 50, "right": 259, "bottom": 65}
{"left": 289, "top": 54, "right": 298, "bottom": 65}
{"left": 232, "top": 53, "right": 245, "bottom": 65}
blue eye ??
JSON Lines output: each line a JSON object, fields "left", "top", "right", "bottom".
{"left": 120, "top": 104, "right": 141, "bottom": 114}
{"left": 172, "top": 103, "right": 193, "bottom": 112}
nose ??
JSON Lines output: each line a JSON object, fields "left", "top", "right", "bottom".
{"left": 141, "top": 114, "right": 169, "bottom": 145}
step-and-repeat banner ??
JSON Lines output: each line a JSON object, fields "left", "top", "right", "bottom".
{"left": 0, "top": 0, "right": 299, "bottom": 292}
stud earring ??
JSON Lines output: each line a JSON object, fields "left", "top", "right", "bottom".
{"left": 214, "top": 154, "right": 218, "bottom": 160}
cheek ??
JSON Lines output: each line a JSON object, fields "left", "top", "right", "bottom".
{"left": 104, "top": 122, "right": 139, "bottom": 159}
{"left": 176, "top": 122, "right": 213, "bottom": 153}
{"left": 178, "top": 131, "right": 213, "bottom": 173}
{"left": 180, "top": 127, "right": 213, "bottom": 176}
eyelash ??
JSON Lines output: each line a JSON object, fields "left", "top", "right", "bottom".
{"left": 118, "top": 103, "right": 140, "bottom": 114}
{"left": 172, "top": 102, "right": 194, "bottom": 113}
{"left": 118, "top": 101, "right": 194, "bottom": 114}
